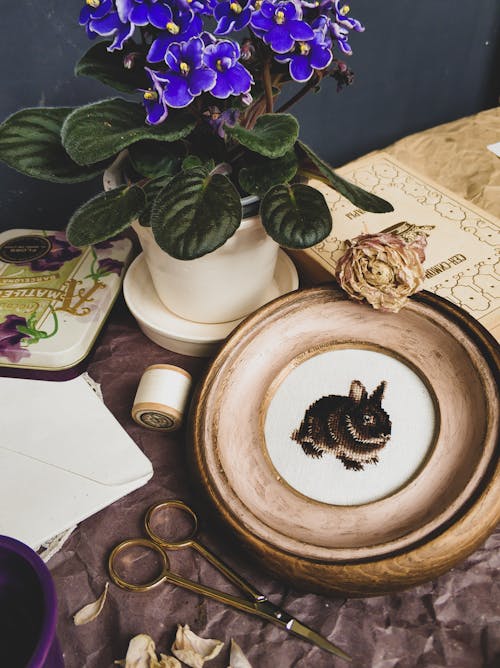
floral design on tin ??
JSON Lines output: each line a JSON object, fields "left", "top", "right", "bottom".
{"left": 85, "top": 246, "right": 124, "bottom": 282}
{"left": 0, "top": 308, "right": 59, "bottom": 363}
{"left": 15, "top": 231, "right": 82, "bottom": 273}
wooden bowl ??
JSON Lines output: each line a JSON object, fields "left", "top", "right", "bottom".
{"left": 189, "top": 286, "right": 499, "bottom": 596}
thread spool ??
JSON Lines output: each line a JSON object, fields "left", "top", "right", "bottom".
{"left": 132, "top": 364, "right": 192, "bottom": 431}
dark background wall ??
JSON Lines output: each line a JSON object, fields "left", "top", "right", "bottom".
{"left": 1, "top": 0, "right": 499, "bottom": 232}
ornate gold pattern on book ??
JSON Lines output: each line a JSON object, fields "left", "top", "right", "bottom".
{"left": 307, "top": 155, "right": 499, "bottom": 333}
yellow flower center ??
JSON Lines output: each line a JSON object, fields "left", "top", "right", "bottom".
{"left": 230, "top": 2, "right": 243, "bottom": 14}
{"left": 275, "top": 10, "right": 285, "bottom": 24}
{"left": 216, "top": 59, "right": 225, "bottom": 72}
{"left": 180, "top": 62, "right": 190, "bottom": 75}
{"left": 86, "top": 0, "right": 101, "bottom": 7}
{"left": 254, "top": 0, "right": 262, "bottom": 7}
{"left": 340, "top": 4, "right": 350, "bottom": 15}
{"left": 143, "top": 90, "right": 158, "bottom": 101}
{"left": 299, "top": 42, "right": 311, "bottom": 55}
{"left": 166, "top": 21, "right": 180, "bottom": 34}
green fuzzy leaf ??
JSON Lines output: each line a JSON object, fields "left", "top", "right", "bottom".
{"left": 298, "top": 141, "right": 394, "bottom": 213}
{"left": 0, "top": 107, "right": 107, "bottom": 183}
{"left": 67, "top": 184, "right": 146, "bottom": 246}
{"left": 75, "top": 41, "right": 149, "bottom": 93}
{"left": 128, "top": 140, "right": 186, "bottom": 178}
{"left": 138, "top": 176, "right": 172, "bottom": 227}
{"left": 239, "top": 149, "right": 298, "bottom": 197}
{"left": 61, "top": 98, "right": 196, "bottom": 166}
{"left": 151, "top": 168, "right": 241, "bottom": 259}
{"left": 226, "top": 114, "right": 299, "bottom": 158}
{"left": 261, "top": 183, "right": 332, "bottom": 248}
{"left": 182, "top": 155, "right": 204, "bottom": 171}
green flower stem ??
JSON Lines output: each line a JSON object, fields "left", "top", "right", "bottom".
{"left": 90, "top": 246, "right": 98, "bottom": 277}
{"left": 20, "top": 306, "right": 59, "bottom": 345}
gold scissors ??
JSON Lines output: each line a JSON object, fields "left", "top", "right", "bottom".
{"left": 109, "top": 500, "right": 351, "bottom": 662}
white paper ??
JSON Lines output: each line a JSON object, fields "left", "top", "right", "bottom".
{"left": 0, "top": 375, "right": 153, "bottom": 549}
{"left": 487, "top": 141, "right": 500, "bottom": 157}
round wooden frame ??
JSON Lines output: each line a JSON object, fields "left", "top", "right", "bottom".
{"left": 189, "top": 286, "right": 499, "bottom": 596}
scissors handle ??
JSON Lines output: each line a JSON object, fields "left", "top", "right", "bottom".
{"left": 109, "top": 538, "right": 169, "bottom": 593}
{"left": 145, "top": 500, "right": 265, "bottom": 602}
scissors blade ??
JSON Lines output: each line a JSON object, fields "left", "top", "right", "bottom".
{"left": 287, "top": 619, "right": 351, "bottom": 662}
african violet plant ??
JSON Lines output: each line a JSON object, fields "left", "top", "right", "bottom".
{"left": 0, "top": 0, "right": 393, "bottom": 260}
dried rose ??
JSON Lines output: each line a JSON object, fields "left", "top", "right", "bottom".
{"left": 335, "top": 232, "right": 427, "bottom": 313}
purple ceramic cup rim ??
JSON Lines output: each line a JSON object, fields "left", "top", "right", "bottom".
{"left": 0, "top": 534, "right": 58, "bottom": 668}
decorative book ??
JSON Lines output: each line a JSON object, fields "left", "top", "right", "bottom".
{"left": 294, "top": 153, "right": 499, "bottom": 339}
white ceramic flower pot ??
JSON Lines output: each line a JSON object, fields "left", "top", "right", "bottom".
{"left": 104, "top": 155, "right": 279, "bottom": 324}
{"left": 133, "top": 215, "right": 279, "bottom": 324}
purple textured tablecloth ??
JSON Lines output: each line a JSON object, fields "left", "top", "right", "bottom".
{"left": 47, "top": 297, "right": 500, "bottom": 668}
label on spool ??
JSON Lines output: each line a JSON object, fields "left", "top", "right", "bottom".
{"left": 132, "top": 364, "right": 192, "bottom": 432}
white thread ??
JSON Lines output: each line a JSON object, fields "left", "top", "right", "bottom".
{"left": 132, "top": 365, "right": 192, "bottom": 431}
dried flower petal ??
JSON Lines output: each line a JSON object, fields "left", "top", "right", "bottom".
{"left": 73, "top": 582, "right": 109, "bottom": 626}
{"left": 228, "top": 639, "right": 252, "bottom": 668}
{"left": 115, "top": 635, "right": 182, "bottom": 668}
{"left": 115, "top": 635, "right": 158, "bottom": 667}
{"left": 158, "top": 655, "right": 181, "bottom": 668}
{"left": 335, "top": 232, "right": 427, "bottom": 313}
{"left": 171, "top": 624, "right": 224, "bottom": 668}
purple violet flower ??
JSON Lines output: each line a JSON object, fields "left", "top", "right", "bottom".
{"left": 80, "top": 0, "right": 135, "bottom": 51}
{"left": 117, "top": 0, "right": 171, "bottom": 27}
{"left": 329, "top": 20, "right": 352, "bottom": 55}
{"left": 141, "top": 68, "right": 169, "bottom": 123}
{"left": 333, "top": 1, "right": 364, "bottom": 32}
{"left": 176, "top": 0, "right": 217, "bottom": 14}
{"left": 0, "top": 315, "right": 32, "bottom": 363}
{"left": 204, "top": 40, "right": 253, "bottom": 98}
{"left": 214, "top": 0, "right": 253, "bottom": 36}
{"left": 317, "top": 2, "right": 364, "bottom": 55}
{"left": 160, "top": 37, "right": 216, "bottom": 107}
{"left": 250, "top": 0, "right": 314, "bottom": 54}
{"left": 275, "top": 25, "right": 332, "bottom": 82}
{"left": 79, "top": 0, "right": 114, "bottom": 33}
{"left": 203, "top": 106, "right": 240, "bottom": 138}
{"left": 147, "top": 8, "right": 203, "bottom": 62}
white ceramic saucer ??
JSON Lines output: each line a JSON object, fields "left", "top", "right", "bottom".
{"left": 123, "top": 251, "right": 299, "bottom": 357}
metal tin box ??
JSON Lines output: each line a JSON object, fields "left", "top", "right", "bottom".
{"left": 0, "top": 229, "right": 132, "bottom": 378}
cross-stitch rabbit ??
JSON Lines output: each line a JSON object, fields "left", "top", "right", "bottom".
{"left": 291, "top": 380, "right": 392, "bottom": 471}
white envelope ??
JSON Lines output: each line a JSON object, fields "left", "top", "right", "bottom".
{"left": 0, "top": 375, "right": 153, "bottom": 549}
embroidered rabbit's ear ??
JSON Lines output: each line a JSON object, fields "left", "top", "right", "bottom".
{"left": 349, "top": 380, "right": 367, "bottom": 403}
{"left": 370, "top": 381, "right": 387, "bottom": 404}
